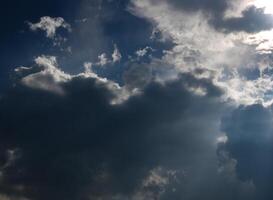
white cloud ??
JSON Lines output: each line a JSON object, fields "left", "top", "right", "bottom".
{"left": 97, "top": 53, "right": 109, "bottom": 66}
{"left": 83, "top": 62, "right": 93, "bottom": 73}
{"left": 112, "top": 44, "right": 122, "bottom": 62}
{"left": 14, "top": 56, "right": 133, "bottom": 105}
{"left": 95, "top": 44, "right": 122, "bottom": 66}
{"left": 129, "top": 0, "right": 273, "bottom": 106}
{"left": 28, "top": 16, "right": 71, "bottom": 38}
{"left": 135, "top": 46, "right": 153, "bottom": 57}
{"left": 19, "top": 56, "right": 71, "bottom": 94}
{"left": 217, "top": 135, "right": 228, "bottom": 144}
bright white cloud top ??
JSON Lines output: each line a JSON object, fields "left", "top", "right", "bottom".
{"left": 129, "top": 0, "right": 273, "bottom": 106}
{"left": 28, "top": 16, "right": 71, "bottom": 38}
{"left": 253, "top": 0, "right": 273, "bottom": 14}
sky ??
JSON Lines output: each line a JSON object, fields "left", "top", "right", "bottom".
{"left": 1, "top": 0, "right": 273, "bottom": 200}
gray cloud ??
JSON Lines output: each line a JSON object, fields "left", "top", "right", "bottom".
{"left": 0, "top": 64, "right": 253, "bottom": 200}
{"left": 156, "top": 0, "right": 273, "bottom": 33}
{"left": 214, "top": 6, "right": 273, "bottom": 33}
{"left": 221, "top": 104, "right": 273, "bottom": 200}
{"left": 2, "top": 0, "right": 273, "bottom": 199}
{"left": 151, "top": 0, "right": 231, "bottom": 14}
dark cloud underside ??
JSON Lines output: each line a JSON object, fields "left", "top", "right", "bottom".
{"left": 0, "top": 72, "right": 239, "bottom": 200}
{"left": 163, "top": 0, "right": 273, "bottom": 33}
{"left": 2, "top": 0, "right": 273, "bottom": 200}
{"left": 222, "top": 104, "right": 273, "bottom": 200}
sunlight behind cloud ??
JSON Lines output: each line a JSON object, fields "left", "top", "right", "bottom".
{"left": 253, "top": 0, "right": 273, "bottom": 14}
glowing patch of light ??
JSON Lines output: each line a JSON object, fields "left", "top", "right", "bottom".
{"left": 217, "top": 135, "right": 228, "bottom": 144}
{"left": 253, "top": 0, "right": 273, "bottom": 14}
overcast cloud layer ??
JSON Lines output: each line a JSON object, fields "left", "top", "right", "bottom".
{"left": 1, "top": 0, "right": 273, "bottom": 200}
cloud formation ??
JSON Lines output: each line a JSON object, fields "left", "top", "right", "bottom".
{"left": 129, "top": 0, "right": 273, "bottom": 105}
{"left": 0, "top": 57, "right": 253, "bottom": 200}
{"left": 2, "top": 0, "right": 273, "bottom": 200}
{"left": 159, "top": 0, "right": 273, "bottom": 33}
{"left": 214, "top": 6, "right": 273, "bottom": 33}
{"left": 28, "top": 16, "right": 71, "bottom": 38}
{"left": 222, "top": 104, "right": 273, "bottom": 199}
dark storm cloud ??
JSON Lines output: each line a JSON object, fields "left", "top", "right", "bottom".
{"left": 221, "top": 104, "right": 273, "bottom": 200}
{"left": 162, "top": 0, "right": 273, "bottom": 33}
{"left": 2, "top": 0, "right": 273, "bottom": 199}
{"left": 0, "top": 66, "right": 253, "bottom": 200}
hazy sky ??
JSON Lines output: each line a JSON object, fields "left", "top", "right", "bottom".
{"left": 1, "top": 1, "right": 273, "bottom": 200}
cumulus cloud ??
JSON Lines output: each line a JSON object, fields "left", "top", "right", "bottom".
{"left": 28, "top": 16, "right": 71, "bottom": 38}
{"left": 2, "top": 0, "right": 273, "bottom": 199}
{"left": 13, "top": 56, "right": 123, "bottom": 98}
{"left": 0, "top": 59, "right": 253, "bottom": 200}
{"left": 129, "top": 0, "right": 273, "bottom": 106}
{"left": 14, "top": 56, "right": 71, "bottom": 94}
